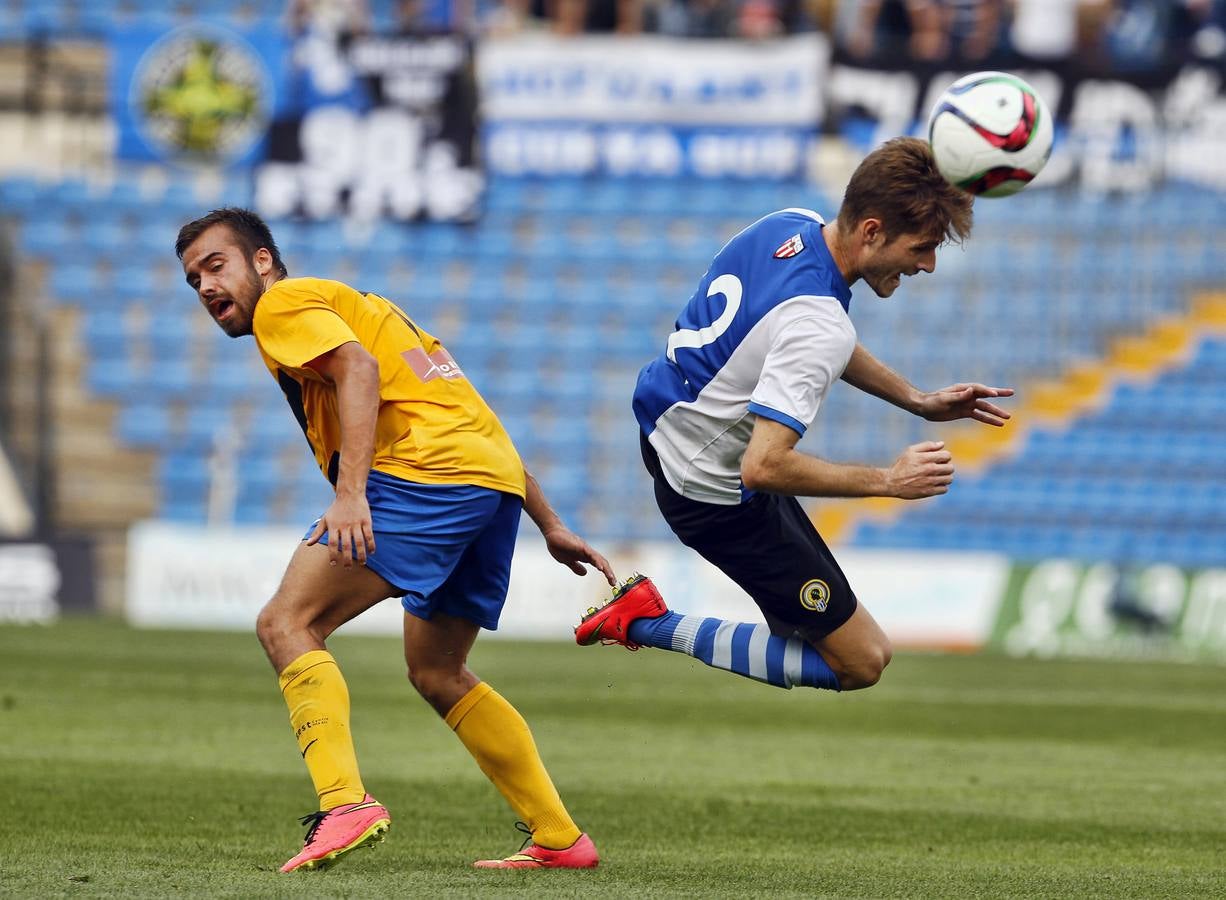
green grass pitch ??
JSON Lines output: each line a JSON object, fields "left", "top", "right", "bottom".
{"left": 1, "top": 617, "right": 1223, "bottom": 898}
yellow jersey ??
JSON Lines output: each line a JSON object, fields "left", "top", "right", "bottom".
{"left": 252, "top": 277, "right": 525, "bottom": 498}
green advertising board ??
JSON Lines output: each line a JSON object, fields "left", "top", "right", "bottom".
{"left": 991, "top": 560, "right": 1226, "bottom": 662}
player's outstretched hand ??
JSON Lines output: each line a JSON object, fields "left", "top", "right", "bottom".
{"left": 306, "top": 492, "right": 376, "bottom": 568}
{"left": 543, "top": 527, "right": 617, "bottom": 586}
{"left": 887, "top": 441, "right": 955, "bottom": 499}
{"left": 918, "top": 383, "right": 1013, "bottom": 426}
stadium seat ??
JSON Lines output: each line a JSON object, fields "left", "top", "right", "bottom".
{"left": 80, "top": 309, "right": 135, "bottom": 359}
{"left": 86, "top": 357, "right": 141, "bottom": 397}
{"left": 115, "top": 403, "right": 173, "bottom": 449}
{"left": 0, "top": 177, "right": 44, "bottom": 212}
{"left": 48, "top": 264, "right": 96, "bottom": 304}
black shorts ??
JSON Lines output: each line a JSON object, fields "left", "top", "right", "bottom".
{"left": 641, "top": 432, "right": 858, "bottom": 639}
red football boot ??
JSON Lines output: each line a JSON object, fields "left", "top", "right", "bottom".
{"left": 473, "top": 825, "right": 599, "bottom": 869}
{"left": 574, "top": 573, "right": 668, "bottom": 650}
{"left": 279, "top": 794, "right": 391, "bottom": 873}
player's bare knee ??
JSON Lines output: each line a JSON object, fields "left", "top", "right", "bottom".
{"left": 256, "top": 598, "right": 324, "bottom": 663}
{"left": 407, "top": 660, "right": 476, "bottom": 716}
{"left": 860, "top": 640, "right": 893, "bottom": 687}
{"left": 836, "top": 640, "right": 892, "bottom": 690}
{"left": 406, "top": 662, "right": 447, "bottom": 705}
{"left": 255, "top": 603, "right": 287, "bottom": 656}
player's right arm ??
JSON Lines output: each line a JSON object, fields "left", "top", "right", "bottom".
{"left": 303, "top": 341, "right": 381, "bottom": 567}
{"left": 253, "top": 282, "right": 379, "bottom": 566}
{"left": 740, "top": 417, "right": 954, "bottom": 500}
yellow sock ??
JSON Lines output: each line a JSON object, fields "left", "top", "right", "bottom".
{"left": 446, "top": 682, "right": 581, "bottom": 850}
{"left": 278, "top": 650, "right": 366, "bottom": 811}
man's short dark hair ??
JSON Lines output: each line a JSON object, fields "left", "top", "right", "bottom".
{"left": 837, "top": 137, "right": 974, "bottom": 246}
{"left": 175, "top": 207, "right": 288, "bottom": 277}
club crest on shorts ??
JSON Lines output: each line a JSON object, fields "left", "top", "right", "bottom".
{"left": 773, "top": 234, "right": 805, "bottom": 259}
{"left": 799, "top": 579, "right": 829, "bottom": 612}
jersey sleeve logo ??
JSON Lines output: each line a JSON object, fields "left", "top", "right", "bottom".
{"left": 773, "top": 234, "right": 805, "bottom": 259}
{"left": 401, "top": 347, "right": 464, "bottom": 382}
{"left": 799, "top": 579, "right": 829, "bottom": 612}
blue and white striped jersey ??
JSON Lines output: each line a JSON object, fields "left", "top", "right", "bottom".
{"left": 633, "top": 208, "right": 857, "bottom": 506}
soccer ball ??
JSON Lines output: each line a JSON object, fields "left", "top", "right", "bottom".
{"left": 927, "top": 71, "right": 1054, "bottom": 198}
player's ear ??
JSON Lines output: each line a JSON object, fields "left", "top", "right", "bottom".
{"left": 860, "top": 217, "right": 884, "bottom": 247}
{"left": 253, "top": 246, "right": 273, "bottom": 277}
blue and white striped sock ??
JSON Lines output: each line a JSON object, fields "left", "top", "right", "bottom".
{"left": 628, "top": 612, "right": 840, "bottom": 691}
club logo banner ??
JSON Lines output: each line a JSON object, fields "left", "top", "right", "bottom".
{"left": 111, "top": 23, "right": 286, "bottom": 166}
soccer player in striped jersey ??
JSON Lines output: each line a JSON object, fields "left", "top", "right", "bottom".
{"left": 576, "top": 138, "right": 1013, "bottom": 693}
{"left": 177, "top": 208, "right": 613, "bottom": 873}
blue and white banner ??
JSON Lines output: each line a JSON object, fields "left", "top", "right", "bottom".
{"left": 484, "top": 123, "right": 812, "bottom": 179}
{"left": 478, "top": 34, "right": 827, "bottom": 126}
{"left": 110, "top": 23, "right": 289, "bottom": 167}
{"left": 477, "top": 34, "right": 827, "bottom": 179}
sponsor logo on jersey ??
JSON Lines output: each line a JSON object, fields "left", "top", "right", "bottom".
{"left": 799, "top": 578, "right": 829, "bottom": 612}
{"left": 402, "top": 347, "right": 464, "bottom": 382}
{"left": 773, "top": 234, "right": 805, "bottom": 259}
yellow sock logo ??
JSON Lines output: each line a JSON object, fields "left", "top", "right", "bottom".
{"left": 799, "top": 579, "right": 830, "bottom": 612}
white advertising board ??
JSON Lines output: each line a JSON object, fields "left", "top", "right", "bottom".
{"left": 126, "top": 521, "right": 1006, "bottom": 648}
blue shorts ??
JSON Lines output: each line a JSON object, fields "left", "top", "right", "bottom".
{"left": 305, "top": 470, "right": 522, "bottom": 631}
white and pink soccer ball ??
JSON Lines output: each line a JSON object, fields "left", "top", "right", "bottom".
{"left": 927, "top": 71, "right": 1055, "bottom": 198}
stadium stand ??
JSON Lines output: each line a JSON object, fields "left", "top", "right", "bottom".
{"left": 4, "top": 167, "right": 1225, "bottom": 569}
{"left": 853, "top": 335, "right": 1226, "bottom": 568}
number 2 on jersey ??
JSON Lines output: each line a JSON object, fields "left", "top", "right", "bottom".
{"left": 666, "top": 274, "right": 742, "bottom": 363}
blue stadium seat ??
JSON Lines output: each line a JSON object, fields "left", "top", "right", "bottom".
{"left": 20, "top": 218, "right": 76, "bottom": 257}
{"left": 139, "top": 358, "right": 195, "bottom": 402}
{"left": 81, "top": 309, "right": 135, "bottom": 360}
{"left": 161, "top": 497, "right": 208, "bottom": 522}
{"left": 115, "top": 403, "right": 173, "bottom": 449}
{"left": 245, "top": 411, "right": 301, "bottom": 449}
{"left": 483, "top": 179, "right": 527, "bottom": 213}
{"left": 87, "top": 357, "right": 141, "bottom": 397}
{"left": 49, "top": 264, "right": 96, "bottom": 304}
{"left": 0, "top": 177, "right": 44, "bottom": 212}
{"left": 145, "top": 312, "right": 193, "bottom": 359}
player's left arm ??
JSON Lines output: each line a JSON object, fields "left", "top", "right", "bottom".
{"left": 841, "top": 342, "right": 1014, "bottom": 426}
{"left": 523, "top": 469, "right": 616, "bottom": 585}
{"left": 303, "top": 340, "right": 381, "bottom": 567}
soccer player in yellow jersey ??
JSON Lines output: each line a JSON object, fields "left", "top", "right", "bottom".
{"left": 175, "top": 208, "right": 614, "bottom": 873}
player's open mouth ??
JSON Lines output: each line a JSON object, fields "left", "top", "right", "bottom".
{"left": 214, "top": 299, "right": 235, "bottom": 320}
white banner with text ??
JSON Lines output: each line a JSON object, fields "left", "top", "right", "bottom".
{"left": 126, "top": 521, "right": 1004, "bottom": 647}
